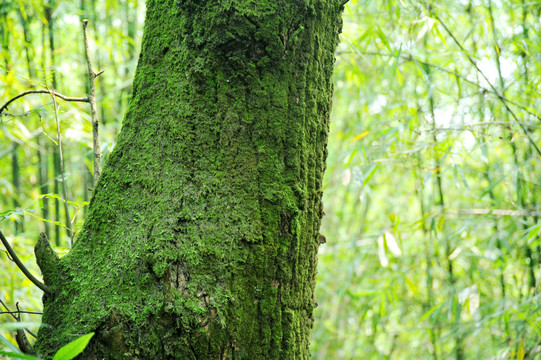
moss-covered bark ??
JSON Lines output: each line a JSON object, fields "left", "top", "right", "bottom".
{"left": 34, "top": 1, "right": 343, "bottom": 358}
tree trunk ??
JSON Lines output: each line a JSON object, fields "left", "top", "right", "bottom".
{"left": 34, "top": 1, "right": 344, "bottom": 358}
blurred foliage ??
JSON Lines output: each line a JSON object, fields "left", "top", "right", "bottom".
{"left": 315, "top": 0, "right": 540, "bottom": 359}
{"left": 0, "top": 0, "right": 540, "bottom": 359}
{"left": 0, "top": 0, "right": 144, "bottom": 354}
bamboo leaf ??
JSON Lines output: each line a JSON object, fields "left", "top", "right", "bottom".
{"left": 52, "top": 333, "right": 94, "bottom": 360}
{"left": 351, "top": 131, "right": 369, "bottom": 142}
{"left": 377, "top": 234, "right": 389, "bottom": 268}
{"left": 375, "top": 26, "right": 391, "bottom": 52}
{"left": 362, "top": 164, "right": 379, "bottom": 188}
{"left": 418, "top": 302, "right": 442, "bottom": 324}
{"left": 517, "top": 341, "right": 525, "bottom": 360}
{"left": 384, "top": 231, "right": 401, "bottom": 256}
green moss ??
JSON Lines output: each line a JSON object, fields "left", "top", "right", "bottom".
{"left": 34, "top": 0, "right": 343, "bottom": 358}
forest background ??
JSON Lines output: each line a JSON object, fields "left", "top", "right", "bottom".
{"left": 0, "top": 0, "right": 540, "bottom": 359}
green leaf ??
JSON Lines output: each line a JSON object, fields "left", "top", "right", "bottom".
{"left": 391, "top": 44, "right": 402, "bottom": 78}
{"left": 437, "top": 215, "right": 445, "bottom": 232}
{"left": 404, "top": 276, "right": 420, "bottom": 298}
{"left": 0, "top": 209, "right": 17, "bottom": 221}
{"left": 433, "top": 23, "right": 448, "bottom": 47}
{"left": 362, "top": 164, "right": 379, "bottom": 188}
{"left": 418, "top": 302, "right": 442, "bottom": 324}
{"left": 375, "top": 26, "right": 391, "bottom": 51}
{"left": 52, "top": 332, "right": 94, "bottom": 360}
{"left": 344, "top": 148, "right": 358, "bottom": 167}
{"left": 379, "top": 293, "right": 386, "bottom": 317}
{"left": 524, "top": 224, "right": 541, "bottom": 246}
{"left": 454, "top": 164, "right": 470, "bottom": 191}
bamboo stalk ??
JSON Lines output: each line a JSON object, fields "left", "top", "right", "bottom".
{"left": 415, "top": 149, "right": 439, "bottom": 360}
{"left": 487, "top": 0, "right": 536, "bottom": 293}
{"left": 467, "top": 1, "right": 510, "bottom": 339}
{"left": 39, "top": 6, "right": 51, "bottom": 239}
{"left": 37, "top": 135, "right": 50, "bottom": 238}
{"left": 421, "top": 9, "right": 462, "bottom": 356}
{"left": 519, "top": 0, "right": 539, "bottom": 290}
{"left": 11, "top": 143, "right": 23, "bottom": 234}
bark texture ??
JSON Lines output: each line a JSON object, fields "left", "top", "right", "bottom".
{"left": 34, "top": 1, "right": 343, "bottom": 358}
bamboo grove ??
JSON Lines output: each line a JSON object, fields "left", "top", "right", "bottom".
{"left": 1, "top": 0, "right": 540, "bottom": 358}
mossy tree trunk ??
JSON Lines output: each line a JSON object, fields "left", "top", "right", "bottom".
{"left": 34, "top": 1, "right": 344, "bottom": 358}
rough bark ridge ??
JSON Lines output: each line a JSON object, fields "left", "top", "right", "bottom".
{"left": 34, "top": 1, "right": 343, "bottom": 358}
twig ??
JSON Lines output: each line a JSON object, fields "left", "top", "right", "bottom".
{"left": 0, "top": 300, "right": 19, "bottom": 321}
{"left": 337, "top": 50, "right": 541, "bottom": 122}
{"left": 0, "top": 229, "right": 51, "bottom": 294}
{"left": 83, "top": 19, "right": 103, "bottom": 186}
{"left": 457, "top": 209, "right": 541, "bottom": 217}
{"left": 0, "top": 300, "right": 37, "bottom": 339}
{"left": 0, "top": 310, "right": 43, "bottom": 316}
{"left": 424, "top": 6, "right": 541, "bottom": 157}
{"left": 340, "top": 0, "right": 350, "bottom": 7}
{"left": 419, "top": 121, "right": 528, "bottom": 132}
{"left": 0, "top": 90, "right": 88, "bottom": 116}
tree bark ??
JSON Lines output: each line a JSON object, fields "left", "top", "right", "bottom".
{"left": 34, "top": 1, "right": 344, "bottom": 358}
